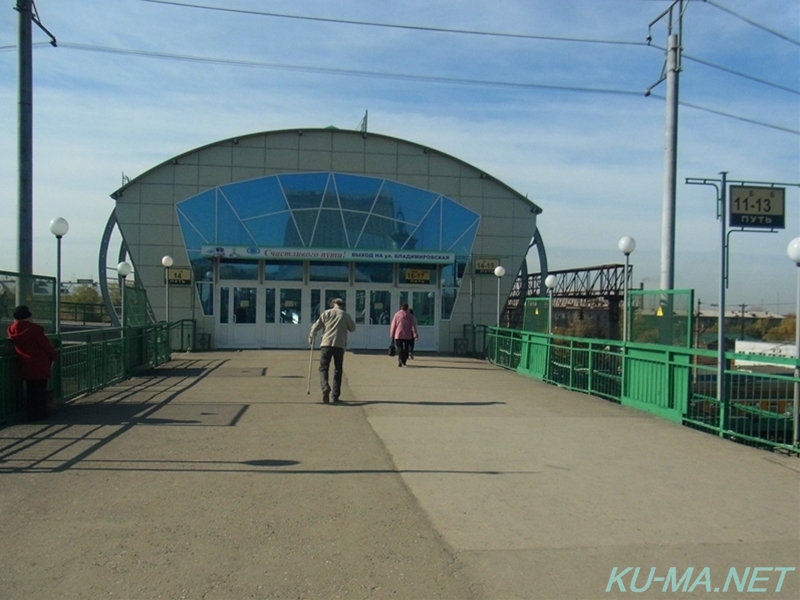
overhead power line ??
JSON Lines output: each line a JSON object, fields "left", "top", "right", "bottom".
{"left": 138, "top": 0, "right": 648, "bottom": 47}
{"left": 702, "top": 0, "right": 800, "bottom": 46}
{"left": 53, "top": 41, "right": 798, "bottom": 135}
{"left": 648, "top": 92, "right": 799, "bottom": 135}
{"left": 58, "top": 42, "right": 644, "bottom": 96}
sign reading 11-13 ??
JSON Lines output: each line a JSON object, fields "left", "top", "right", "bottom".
{"left": 729, "top": 185, "right": 785, "bottom": 229}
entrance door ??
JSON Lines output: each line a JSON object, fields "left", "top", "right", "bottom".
{"left": 277, "top": 287, "right": 305, "bottom": 348}
{"left": 398, "top": 290, "right": 437, "bottom": 351}
{"left": 217, "top": 285, "right": 259, "bottom": 348}
{"left": 356, "top": 289, "right": 392, "bottom": 349}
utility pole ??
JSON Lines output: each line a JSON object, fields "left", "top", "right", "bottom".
{"left": 738, "top": 303, "right": 747, "bottom": 341}
{"left": 16, "top": 0, "right": 33, "bottom": 285}
{"left": 647, "top": 0, "right": 685, "bottom": 291}
{"left": 14, "top": 0, "right": 56, "bottom": 301}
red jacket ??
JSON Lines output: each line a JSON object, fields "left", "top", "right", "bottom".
{"left": 7, "top": 320, "right": 57, "bottom": 380}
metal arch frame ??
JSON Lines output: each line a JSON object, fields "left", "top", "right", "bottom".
{"left": 506, "top": 226, "right": 549, "bottom": 327}
{"left": 98, "top": 209, "right": 158, "bottom": 327}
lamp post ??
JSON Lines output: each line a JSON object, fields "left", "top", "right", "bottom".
{"left": 545, "top": 274, "right": 557, "bottom": 334}
{"left": 494, "top": 265, "right": 506, "bottom": 327}
{"left": 618, "top": 236, "right": 636, "bottom": 342}
{"left": 48, "top": 217, "right": 69, "bottom": 334}
{"left": 786, "top": 237, "right": 800, "bottom": 448}
{"left": 493, "top": 265, "right": 506, "bottom": 327}
{"left": 117, "top": 261, "right": 132, "bottom": 328}
{"left": 161, "top": 255, "right": 173, "bottom": 323}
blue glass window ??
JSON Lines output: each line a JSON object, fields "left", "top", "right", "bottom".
{"left": 245, "top": 212, "right": 303, "bottom": 247}
{"left": 177, "top": 188, "right": 217, "bottom": 241}
{"left": 176, "top": 172, "right": 480, "bottom": 255}
{"left": 220, "top": 177, "right": 288, "bottom": 219}
{"left": 264, "top": 261, "right": 303, "bottom": 281}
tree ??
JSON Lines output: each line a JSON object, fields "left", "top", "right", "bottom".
{"left": 764, "top": 315, "right": 796, "bottom": 343}
{"left": 64, "top": 285, "right": 101, "bottom": 305}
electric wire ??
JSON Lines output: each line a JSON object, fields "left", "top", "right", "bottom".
{"left": 57, "top": 41, "right": 642, "bottom": 95}
{"left": 649, "top": 43, "right": 800, "bottom": 95}
{"left": 648, "top": 91, "right": 800, "bottom": 135}
{"left": 53, "top": 41, "right": 798, "bottom": 135}
{"left": 702, "top": 0, "right": 800, "bottom": 47}
{"left": 138, "top": 0, "right": 649, "bottom": 47}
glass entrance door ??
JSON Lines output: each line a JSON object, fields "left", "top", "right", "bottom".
{"left": 217, "top": 285, "right": 259, "bottom": 348}
{"left": 398, "top": 290, "right": 437, "bottom": 351}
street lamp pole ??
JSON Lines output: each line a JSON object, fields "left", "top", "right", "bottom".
{"left": 618, "top": 236, "right": 636, "bottom": 342}
{"left": 161, "top": 255, "right": 174, "bottom": 323}
{"left": 49, "top": 217, "right": 69, "bottom": 334}
{"left": 494, "top": 265, "right": 506, "bottom": 327}
{"left": 786, "top": 237, "right": 800, "bottom": 448}
{"left": 117, "top": 262, "right": 132, "bottom": 328}
{"left": 545, "top": 274, "right": 557, "bottom": 335}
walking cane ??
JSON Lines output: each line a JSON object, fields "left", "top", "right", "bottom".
{"left": 306, "top": 340, "right": 314, "bottom": 395}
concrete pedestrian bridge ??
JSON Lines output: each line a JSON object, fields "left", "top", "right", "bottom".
{"left": 1, "top": 350, "right": 797, "bottom": 599}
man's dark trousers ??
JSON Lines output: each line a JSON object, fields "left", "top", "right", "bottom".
{"left": 319, "top": 346, "right": 345, "bottom": 400}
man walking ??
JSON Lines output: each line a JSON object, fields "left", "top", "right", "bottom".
{"left": 309, "top": 298, "right": 356, "bottom": 403}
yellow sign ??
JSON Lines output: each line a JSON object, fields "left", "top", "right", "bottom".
{"left": 474, "top": 258, "right": 499, "bottom": 274}
{"left": 166, "top": 267, "right": 192, "bottom": 286}
{"left": 405, "top": 269, "right": 431, "bottom": 283}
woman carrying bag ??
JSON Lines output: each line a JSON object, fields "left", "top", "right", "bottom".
{"left": 389, "top": 303, "right": 418, "bottom": 367}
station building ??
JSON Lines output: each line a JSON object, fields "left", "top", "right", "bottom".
{"left": 104, "top": 128, "right": 545, "bottom": 351}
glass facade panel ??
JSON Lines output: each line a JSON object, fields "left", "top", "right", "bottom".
{"left": 244, "top": 211, "right": 302, "bottom": 248}
{"left": 441, "top": 288, "right": 457, "bottom": 320}
{"left": 333, "top": 173, "right": 382, "bottom": 212}
{"left": 218, "top": 195, "right": 257, "bottom": 245}
{"left": 280, "top": 289, "right": 302, "bottom": 324}
{"left": 219, "top": 260, "right": 259, "bottom": 280}
{"left": 265, "top": 287, "right": 276, "bottom": 323}
{"left": 442, "top": 199, "right": 481, "bottom": 250}
{"left": 381, "top": 181, "right": 438, "bottom": 225}
{"left": 370, "top": 291, "right": 392, "bottom": 325}
{"left": 412, "top": 292, "right": 436, "bottom": 326}
{"left": 233, "top": 287, "right": 257, "bottom": 324}
{"left": 279, "top": 173, "right": 329, "bottom": 210}
{"left": 246, "top": 212, "right": 302, "bottom": 247}
{"left": 354, "top": 289, "right": 366, "bottom": 324}
{"left": 220, "top": 286, "right": 230, "bottom": 323}
{"left": 264, "top": 261, "right": 303, "bottom": 281}
{"left": 354, "top": 262, "right": 392, "bottom": 283}
{"left": 447, "top": 219, "right": 480, "bottom": 255}
{"left": 311, "top": 209, "right": 348, "bottom": 248}
{"left": 177, "top": 172, "right": 480, "bottom": 255}
{"left": 220, "top": 177, "right": 288, "bottom": 219}
{"left": 178, "top": 212, "right": 209, "bottom": 250}
{"left": 407, "top": 200, "right": 441, "bottom": 250}
{"left": 177, "top": 189, "right": 217, "bottom": 241}
{"left": 196, "top": 282, "right": 214, "bottom": 316}
{"left": 441, "top": 258, "right": 467, "bottom": 288}
{"left": 309, "top": 261, "right": 349, "bottom": 282}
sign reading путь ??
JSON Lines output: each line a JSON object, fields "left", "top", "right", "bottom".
{"left": 729, "top": 185, "right": 785, "bottom": 229}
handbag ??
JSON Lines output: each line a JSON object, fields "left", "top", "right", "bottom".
{"left": 388, "top": 342, "right": 396, "bottom": 357}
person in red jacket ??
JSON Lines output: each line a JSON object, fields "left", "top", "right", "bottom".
{"left": 7, "top": 305, "right": 58, "bottom": 420}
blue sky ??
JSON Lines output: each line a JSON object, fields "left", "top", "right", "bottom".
{"left": 1, "top": 0, "right": 798, "bottom": 312}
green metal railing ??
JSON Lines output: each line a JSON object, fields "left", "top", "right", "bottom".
{"left": 487, "top": 327, "right": 799, "bottom": 454}
{"left": 1, "top": 322, "right": 174, "bottom": 427}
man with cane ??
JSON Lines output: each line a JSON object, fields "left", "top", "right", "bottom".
{"left": 308, "top": 298, "right": 355, "bottom": 403}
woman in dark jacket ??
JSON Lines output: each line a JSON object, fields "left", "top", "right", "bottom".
{"left": 7, "top": 305, "right": 58, "bottom": 420}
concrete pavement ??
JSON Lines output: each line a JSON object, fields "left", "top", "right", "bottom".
{"left": 0, "top": 349, "right": 798, "bottom": 599}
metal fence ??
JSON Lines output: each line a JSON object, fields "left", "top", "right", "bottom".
{"left": 1, "top": 322, "right": 174, "bottom": 427}
{"left": 487, "top": 326, "right": 798, "bottom": 454}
